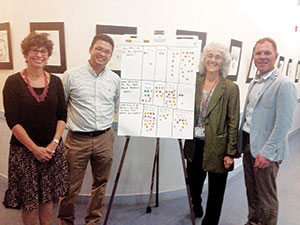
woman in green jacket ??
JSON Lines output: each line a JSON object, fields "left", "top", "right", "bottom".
{"left": 184, "top": 42, "right": 240, "bottom": 225}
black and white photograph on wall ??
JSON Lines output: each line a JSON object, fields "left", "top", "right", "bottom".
{"left": 96, "top": 24, "right": 137, "bottom": 76}
{"left": 0, "top": 22, "right": 13, "bottom": 69}
{"left": 176, "top": 29, "right": 207, "bottom": 52}
{"left": 227, "top": 39, "right": 242, "bottom": 81}
{"left": 286, "top": 58, "right": 292, "bottom": 77}
{"left": 246, "top": 53, "right": 258, "bottom": 83}
{"left": 277, "top": 56, "right": 285, "bottom": 73}
{"left": 30, "top": 22, "right": 67, "bottom": 73}
{"left": 295, "top": 60, "right": 300, "bottom": 83}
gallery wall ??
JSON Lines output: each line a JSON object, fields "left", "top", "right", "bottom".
{"left": 1, "top": 0, "right": 300, "bottom": 199}
{"left": 1, "top": 0, "right": 300, "bottom": 111}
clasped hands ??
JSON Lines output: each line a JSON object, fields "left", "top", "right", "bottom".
{"left": 31, "top": 141, "right": 58, "bottom": 162}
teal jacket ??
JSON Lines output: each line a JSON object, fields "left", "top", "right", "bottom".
{"left": 238, "top": 69, "right": 297, "bottom": 161}
{"left": 184, "top": 74, "right": 240, "bottom": 173}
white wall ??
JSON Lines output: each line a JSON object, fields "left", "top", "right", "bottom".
{"left": 1, "top": 0, "right": 300, "bottom": 200}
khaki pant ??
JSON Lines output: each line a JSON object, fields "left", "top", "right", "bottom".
{"left": 243, "top": 132, "right": 280, "bottom": 225}
{"left": 58, "top": 129, "right": 115, "bottom": 225}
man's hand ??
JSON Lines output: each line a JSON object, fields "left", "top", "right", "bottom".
{"left": 254, "top": 153, "right": 270, "bottom": 169}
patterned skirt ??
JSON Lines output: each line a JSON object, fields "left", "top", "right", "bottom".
{"left": 3, "top": 142, "right": 70, "bottom": 210}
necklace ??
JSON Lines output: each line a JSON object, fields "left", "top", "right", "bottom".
{"left": 23, "top": 69, "right": 49, "bottom": 103}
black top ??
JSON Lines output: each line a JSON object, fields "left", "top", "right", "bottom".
{"left": 3, "top": 72, "right": 67, "bottom": 147}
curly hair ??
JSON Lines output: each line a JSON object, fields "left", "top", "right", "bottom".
{"left": 21, "top": 32, "right": 53, "bottom": 57}
{"left": 199, "top": 42, "right": 231, "bottom": 77}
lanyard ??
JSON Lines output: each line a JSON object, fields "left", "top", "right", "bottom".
{"left": 200, "top": 76, "right": 219, "bottom": 119}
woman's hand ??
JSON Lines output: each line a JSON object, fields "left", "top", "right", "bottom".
{"left": 46, "top": 141, "right": 58, "bottom": 155}
{"left": 223, "top": 156, "right": 234, "bottom": 169}
{"left": 31, "top": 146, "right": 54, "bottom": 162}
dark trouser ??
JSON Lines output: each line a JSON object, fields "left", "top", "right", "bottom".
{"left": 242, "top": 131, "right": 280, "bottom": 225}
{"left": 187, "top": 139, "right": 228, "bottom": 225}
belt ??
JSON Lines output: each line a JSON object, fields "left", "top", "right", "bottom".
{"left": 72, "top": 127, "right": 111, "bottom": 137}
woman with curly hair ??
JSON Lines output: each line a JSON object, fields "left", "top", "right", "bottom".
{"left": 184, "top": 42, "right": 240, "bottom": 225}
{"left": 2, "top": 32, "right": 69, "bottom": 225}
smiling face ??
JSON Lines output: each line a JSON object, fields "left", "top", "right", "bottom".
{"left": 25, "top": 46, "right": 49, "bottom": 69}
{"left": 89, "top": 39, "right": 113, "bottom": 72}
{"left": 205, "top": 49, "right": 223, "bottom": 74}
{"left": 253, "top": 41, "right": 278, "bottom": 77}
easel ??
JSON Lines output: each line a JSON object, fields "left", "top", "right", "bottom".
{"left": 102, "top": 137, "right": 195, "bottom": 225}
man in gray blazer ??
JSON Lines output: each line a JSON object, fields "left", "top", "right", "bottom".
{"left": 239, "top": 37, "right": 297, "bottom": 225}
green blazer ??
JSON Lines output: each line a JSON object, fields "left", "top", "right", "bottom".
{"left": 184, "top": 74, "right": 240, "bottom": 173}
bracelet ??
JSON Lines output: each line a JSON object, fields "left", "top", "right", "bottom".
{"left": 53, "top": 138, "right": 59, "bottom": 144}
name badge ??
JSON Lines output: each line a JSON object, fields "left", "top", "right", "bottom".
{"left": 194, "top": 126, "right": 205, "bottom": 138}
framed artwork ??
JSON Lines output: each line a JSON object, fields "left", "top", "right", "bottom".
{"left": 295, "top": 60, "right": 300, "bottom": 83}
{"left": 246, "top": 50, "right": 258, "bottom": 83}
{"left": 286, "top": 58, "right": 292, "bottom": 77}
{"left": 30, "top": 22, "right": 67, "bottom": 73}
{"left": 176, "top": 29, "right": 207, "bottom": 52}
{"left": 0, "top": 22, "right": 13, "bottom": 69}
{"left": 277, "top": 56, "right": 285, "bottom": 73}
{"left": 96, "top": 24, "right": 137, "bottom": 76}
{"left": 227, "top": 39, "right": 242, "bottom": 81}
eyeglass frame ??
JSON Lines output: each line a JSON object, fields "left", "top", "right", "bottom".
{"left": 93, "top": 46, "right": 112, "bottom": 56}
{"left": 29, "top": 47, "right": 49, "bottom": 56}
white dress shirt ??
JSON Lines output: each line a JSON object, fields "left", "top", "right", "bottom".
{"left": 242, "top": 68, "right": 275, "bottom": 133}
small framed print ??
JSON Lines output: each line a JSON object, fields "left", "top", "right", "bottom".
{"left": 0, "top": 22, "right": 13, "bottom": 69}
{"left": 277, "top": 56, "right": 285, "bottom": 74}
{"left": 227, "top": 39, "right": 242, "bottom": 81}
{"left": 286, "top": 58, "right": 292, "bottom": 77}
{"left": 176, "top": 29, "right": 207, "bottom": 52}
{"left": 246, "top": 52, "right": 258, "bottom": 83}
{"left": 30, "top": 22, "right": 67, "bottom": 73}
{"left": 96, "top": 24, "right": 137, "bottom": 76}
{"left": 295, "top": 60, "right": 300, "bottom": 83}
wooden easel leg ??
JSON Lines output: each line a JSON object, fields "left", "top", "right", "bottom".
{"left": 178, "top": 139, "right": 196, "bottom": 225}
{"left": 103, "top": 136, "right": 131, "bottom": 225}
{"left": 155, "top": 138, "right": 159, "bottom": 207}
{"left": 146, "top": 138, "right": 160, "bottom": 213}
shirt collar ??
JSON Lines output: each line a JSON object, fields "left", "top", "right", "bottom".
{"left": 86, "top": 62, "right": 106, "bottom": 77}
{"left": 254, "top": 68, "right": 276, "bottom": 83}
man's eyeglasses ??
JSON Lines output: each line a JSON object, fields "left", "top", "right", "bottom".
{"left": 94, "top": 47, "right": 112, "bottom": 56}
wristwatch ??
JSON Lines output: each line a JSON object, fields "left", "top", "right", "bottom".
{"left": 53, "top": 138, "right": 59, "bottom": 144}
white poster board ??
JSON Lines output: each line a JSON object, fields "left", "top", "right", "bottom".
{"left": 118, "top": 36, "right": 200, "bottom": 139}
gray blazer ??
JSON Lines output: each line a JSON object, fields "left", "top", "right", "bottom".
{"left": 238, "top": 69, "right": 297, "bottom": 161}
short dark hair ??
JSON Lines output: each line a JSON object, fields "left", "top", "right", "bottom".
{"left": 21, "top": 32, "right": 54, "bottom": 57}
{"left": 90, "top": 34, "right": 114, "bottom": 51}
{"left": 254, "top": 37, "right": 277, "bottom": 53}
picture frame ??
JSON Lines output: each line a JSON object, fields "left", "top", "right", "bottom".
{"left": 246, "top": 49, "right": 258, "bottom": 83}
{"left": 0, "top": 22, "right": 13, "bottom": 69}
{"left": 96, "top": 24, "right": 137, "bottom": 76}
{"left": 176, "top": 29, "right": 207, "bottom": 52}
{"left": 30, "top": 22, "right": 67, "bottom": 73}
{"left": 277, "top": 56, "right": 285, "bottom": 73}
{"left": 286, "top": 58, "right": 292, "bottom": 77}
{"left": 227, "top": 39, "right": 242, "bottom": 81}
{"left": 295, "top": 60, "right": 300, "bottom": 83}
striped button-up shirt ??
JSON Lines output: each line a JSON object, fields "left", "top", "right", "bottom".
{"left": 63, "top": 62, "right": 120, "bottom": 132}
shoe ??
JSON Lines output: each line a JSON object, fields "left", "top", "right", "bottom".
{"left": 193, "top": 206, "right": 203, "bottom": 218}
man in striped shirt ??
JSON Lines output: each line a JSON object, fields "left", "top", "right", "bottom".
{"left": 58, "top": 34, "right": 120, "bottom": 225}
